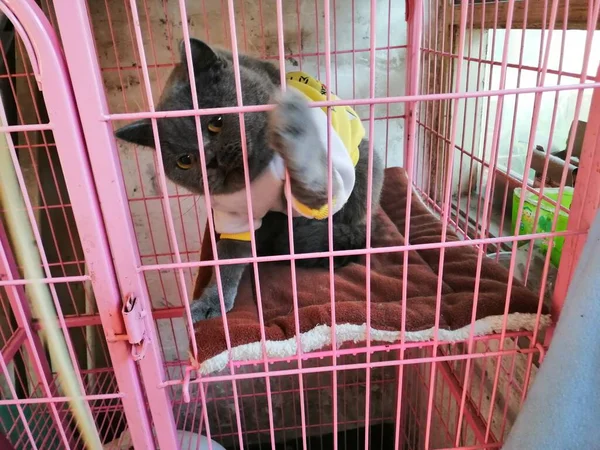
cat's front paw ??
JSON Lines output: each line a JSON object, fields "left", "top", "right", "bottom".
{"left": 190, "top": 285, "right": 235, "bottom": 322}
{"left": 269, "top": 89, "right": 313, "bottom": 158}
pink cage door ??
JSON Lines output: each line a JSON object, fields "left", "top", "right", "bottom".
{"left": 0, "top": 0, "right": 170, "bottom": 448}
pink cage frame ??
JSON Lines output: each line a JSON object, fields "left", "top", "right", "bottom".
{"left": 0, "top": 0, "right": 598, "bottom": 448}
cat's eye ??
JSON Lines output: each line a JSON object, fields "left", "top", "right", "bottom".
{"left": 207, "top": 116, "right": 223, "bottom": 134}
{"left": 176, "top": 154, "right": 193, "bottom": 170}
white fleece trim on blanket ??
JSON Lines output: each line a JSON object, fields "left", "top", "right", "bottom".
{"left": 194, "top": 313, "right": 552, "bottom": 375}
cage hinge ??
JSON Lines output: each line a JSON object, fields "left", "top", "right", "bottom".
{"left": 107, "top": 294, "right": 148, "bottom": 361}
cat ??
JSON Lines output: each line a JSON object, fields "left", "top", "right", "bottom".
{"left": 115, "top": 38, "right": 384, "bottom": 321}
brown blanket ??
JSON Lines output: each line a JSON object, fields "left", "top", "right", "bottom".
{"left": 191, "top": 168, "right": 549, "bottom": 374}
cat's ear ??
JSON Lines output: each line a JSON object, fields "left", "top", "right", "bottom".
{"left": 180, "top": 38, "right": 221, "bottom": 73}
{"left": 115, "top": 119, "right": 155, "bottom": 148}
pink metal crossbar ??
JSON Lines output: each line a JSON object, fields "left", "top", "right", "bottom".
{"left": 0, "top": 0, "right": 598, "bottom": 448}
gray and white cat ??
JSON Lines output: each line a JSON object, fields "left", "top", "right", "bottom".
{"left": 115, "top": 38, "right": 384, "bottom": 321}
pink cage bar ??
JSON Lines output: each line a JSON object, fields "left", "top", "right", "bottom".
{"left": 0, "top": 0, "right": 598, "bottom": 449}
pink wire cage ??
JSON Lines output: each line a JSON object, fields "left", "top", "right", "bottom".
{"left": 0, "top": 0, "right": 598, "bottom": 449}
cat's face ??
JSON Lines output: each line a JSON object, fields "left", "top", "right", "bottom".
{"left": 115, "top": 39, "right": 280, "bottom": 195}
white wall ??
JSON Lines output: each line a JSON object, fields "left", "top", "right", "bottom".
{"left": 483, "top": 29, "right": 599, "bottom": 177}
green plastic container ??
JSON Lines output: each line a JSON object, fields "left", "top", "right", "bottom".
{"left": 512, "top": 186, "right": 574, "bottom": 267}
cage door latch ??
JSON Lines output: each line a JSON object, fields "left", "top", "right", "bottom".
{"left": 107, "top": 294, "right": 148, "bottom": 361}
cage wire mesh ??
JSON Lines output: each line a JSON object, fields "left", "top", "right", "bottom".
{"left": 0, "top": 10, "right": 133, "bottom": 450}
{"left": 0, "top": 0, "right": 598, "bottom": 449}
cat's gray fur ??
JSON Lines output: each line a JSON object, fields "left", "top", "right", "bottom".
{"left": 115, "top": 39, "right": 384, "bottom": 322}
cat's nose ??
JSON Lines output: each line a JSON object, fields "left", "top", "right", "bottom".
{"left": 205, "top": 158, "right": 219, "bottom": 170}
{"left": 216, "top": 148, "right": 240, "bottom": 170}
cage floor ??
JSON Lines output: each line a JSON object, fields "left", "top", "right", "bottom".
{"left": 0, "top": 334, "right": 536, "bottom": 450}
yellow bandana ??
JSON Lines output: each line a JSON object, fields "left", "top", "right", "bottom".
{"left": 286, "top": 71, "right": 364, "bottom": 167}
